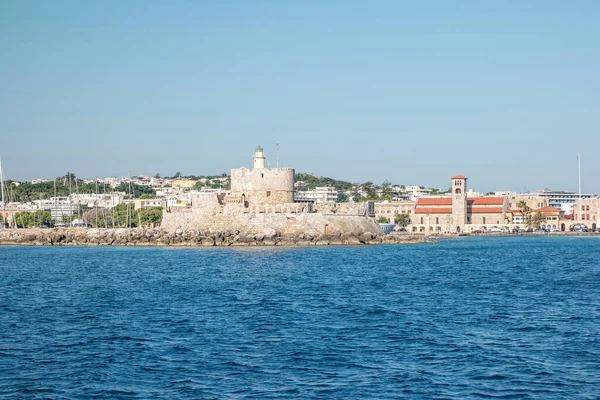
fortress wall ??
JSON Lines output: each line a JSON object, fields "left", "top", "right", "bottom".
{"left": 161, "top": 211, "right": 382, "bottom": 237}
{"left": 190, "top": 193, "right": 221, "bottom": 215}
{"left": 314, "top": 202, "right": 367, "bottom": 215}
{"left": 161, "top": 211, "right": 198, "bottom": 230}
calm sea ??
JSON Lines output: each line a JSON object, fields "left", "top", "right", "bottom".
{"left": 1, "top": 237, "right": 599, "bottom": 399}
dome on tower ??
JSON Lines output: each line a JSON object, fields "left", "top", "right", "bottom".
{"left": 255, "top": 145, "right": 264, "bottom": 152}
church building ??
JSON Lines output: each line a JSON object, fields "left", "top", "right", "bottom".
{"left": 411, "top": 175, "right": 509, "bottom": 233}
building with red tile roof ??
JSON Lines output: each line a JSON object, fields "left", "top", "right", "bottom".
{"left": 410, "top": 175, "right": 509, "bottom": 233}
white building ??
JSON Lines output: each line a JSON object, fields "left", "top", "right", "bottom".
{"left": 69, "top": 193, "right": 123, "bottom": 208}
{"left": 36, "top": 197, "right": 78, "bottom": 222}
{"left": 521, "top": 191, "right": 596, "bottom": 212}
{"left": 295, "top": 187, "right": 338, "bottom": 204}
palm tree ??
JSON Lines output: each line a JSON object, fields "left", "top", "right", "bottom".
{"left": 518, "top": 200, "right": 533, "bottom": 227}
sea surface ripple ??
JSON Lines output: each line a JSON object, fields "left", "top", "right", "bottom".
{"left": 1, "top": 237, "right": 599, "bottom": 399}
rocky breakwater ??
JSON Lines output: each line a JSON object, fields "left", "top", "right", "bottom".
{"left": 0, "top": 228, "right": 424, "bottom": 246}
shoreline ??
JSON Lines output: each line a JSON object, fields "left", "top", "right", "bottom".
{"left": 1, "top": 228, "right": 596, "bottom": 247}
{"left": 0, "top": 228, "right": 424, "bottom": 247}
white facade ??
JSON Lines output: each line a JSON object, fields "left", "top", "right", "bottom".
{"left": 69, "top": 193, "right": 123, "bottom": 208}
{"left": 522, "top": 191, "right": 596, "bottom": 212}
{"left": 296, "top": 187, "right": 338, "bottom": 204}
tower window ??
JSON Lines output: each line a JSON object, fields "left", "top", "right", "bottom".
{"left": 266, "top": 191, "right": 271, "bottom": 197}
{"left": 455, "top": 188, "right": 462, "bottom": 194}
{"left": 261, "top": 173, "right": 264, "bottom": 178}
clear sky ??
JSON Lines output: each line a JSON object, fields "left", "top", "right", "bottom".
{"left": 1, "top": 1, "right": 599, "bottom": 193}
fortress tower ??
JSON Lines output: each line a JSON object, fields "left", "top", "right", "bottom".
{"left": 451, "top": 175, "right": 468, "bottom": 233}
{"left": 230, "top": 146, "right": 295, "bottom": 205}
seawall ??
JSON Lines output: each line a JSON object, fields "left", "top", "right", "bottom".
{"left": 160, "top": 211, "right": 384, "bottom": 238}
{"left": 0, "top": 228, "right": 424, "bottom": 247}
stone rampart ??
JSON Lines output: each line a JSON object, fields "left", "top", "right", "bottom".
{"left": 161, "top": 210, "right": 383, "bottom": 238}
{"left": 0, "top": 228, "right": 422, "bottom": 247}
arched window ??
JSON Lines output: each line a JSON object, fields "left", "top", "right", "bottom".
{"left": 436, "top": 217, "right": 439, "bottom": 224}
{"left": 455, "top": 188, "right": 462, "bottom": 194}
{"left": 483, "top": 217, "right": 486, "bottom": 224}
{"left": 420, "top": 217, "right": 423, "bottom": 224}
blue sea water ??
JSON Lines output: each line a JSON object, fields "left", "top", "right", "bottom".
{"left": 1, "top": 237, "right": 599, "bottom": 399}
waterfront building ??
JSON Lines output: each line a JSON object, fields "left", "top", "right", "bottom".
{"left": 373, "top": 201, "right": 415, "bottom": 222}
{"left": 572, "top": 198, "right": 600, "bottom": 230}
{"left": 537, "top": 206, "right": 565, "bottom": 231}
{"left": 409, "top": 175, "right": 508, "bottom": 233}
{"left": 507, "top": 194, "right": 548, "bottom": 210}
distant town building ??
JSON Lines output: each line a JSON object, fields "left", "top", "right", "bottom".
{"left": 507, "top": 194, "right": 548, "bottom": 210}
{"left": 295, "top": 187, "right": 338, "bottom": 204}
{"left": 373, "top": 201, "right": 414, "bottom": 221}
{"left": 36, "top": 197, "right": 78, "bottom": 222}
{"left": 69, "top": 193, "right": 123, "bottom": 208}
{"left": 134, "top": 199, "right": 166, "bottom": 210}
{"left": 521, "top": 191, "right": 595, "bottom": 212}
{"left": 172, "top": 180, "right": 197, "bottom": 189}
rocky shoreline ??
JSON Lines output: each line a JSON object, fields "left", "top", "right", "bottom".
{"left": 0, "top": 228, "right": 424, "bottom": 247}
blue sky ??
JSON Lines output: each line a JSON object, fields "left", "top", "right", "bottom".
{"left": 1, "top": 1, "right": 599, "bottom": 193}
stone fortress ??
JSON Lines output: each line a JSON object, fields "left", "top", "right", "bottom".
{"left": 161, "top": 147, "right": 383, "bottom": 239}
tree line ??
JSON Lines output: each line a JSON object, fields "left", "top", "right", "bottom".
{"left": 1, "top": 205, "right": 163, "bottom": 228}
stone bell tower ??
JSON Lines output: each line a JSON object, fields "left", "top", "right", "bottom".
{"left": 253, "top": 145, "right": 266, "bottom": 170}
{"left": 451, "top": 175, "right": 468, "bottom": 233}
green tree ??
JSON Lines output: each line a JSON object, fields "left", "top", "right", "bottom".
{"left": 380, "top": 180, "right": 393, "bottom": 201}
{"left": 14, "top": 211, "right": 52, "bottom": 228}
{"left": 377, "top": 216, "right": 390, "bottom": 223}
{"left": 139, "top": 193, "right": 157, "bottom": 199}
{"left": 193, "top": 181, "right": 205, "bottom": 190}
{"left": 394, "top": 213, "right": 411, "bottom": 228}
{"left": 113, "top": 183, "right": 155, "bottom": 198}
{"left": 154, "top": 173, "right": 161, "bottom": 178}
{"left": 360, "top": 181, "right": 378, "bottom": 200}
{"left": 294, "top": 173, "right": 354, "bottom": 191}
{"left": 350, "top": 188, "right": 364, "bottom": 203}
{"left": 137, "top": 207, "right": 163, "bottom": 227}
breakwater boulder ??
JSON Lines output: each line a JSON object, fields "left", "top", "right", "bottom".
{"left": 0, "top": 228, "right": 423, "bottom": 247}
